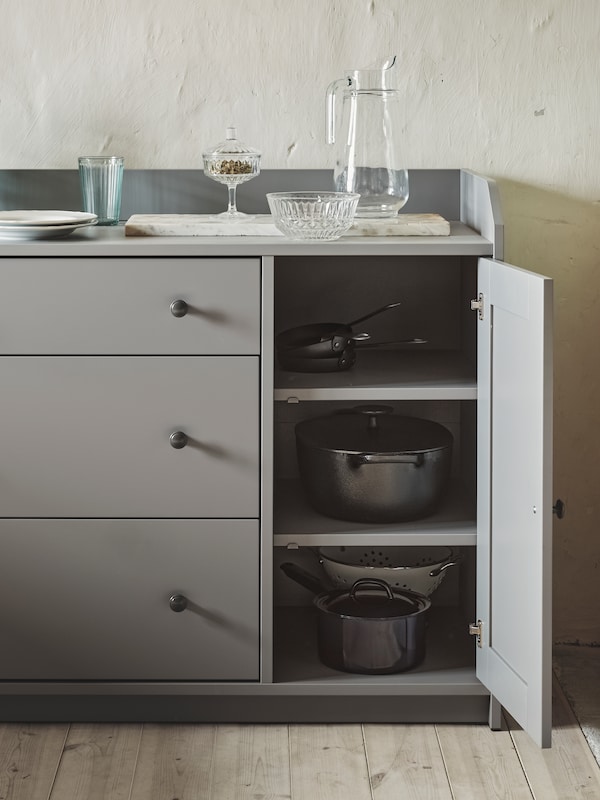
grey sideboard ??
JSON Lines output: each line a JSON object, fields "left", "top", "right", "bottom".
{"left": 0, "top": 169, "right": 553, "bottom": 747}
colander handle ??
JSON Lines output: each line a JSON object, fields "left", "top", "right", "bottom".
{"left": 429, "top": 555, "right": 462, "bottom": 577}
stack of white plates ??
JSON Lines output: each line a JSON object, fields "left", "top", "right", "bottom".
{"left": 0, "top": 210, "right": 98, "bottom": 240}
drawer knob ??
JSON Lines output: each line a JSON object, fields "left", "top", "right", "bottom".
{"left": 170, "top": 299, "right": 189, "bottom": 318}
{"left": 169, "top": 594, "right": 188, "bottom": 612}
{"left": 169, "top": 430, "right": 189, "bottom": 449}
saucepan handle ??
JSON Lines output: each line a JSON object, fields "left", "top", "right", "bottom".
{"left": 348, "top": 301, "right": 402, "bottom": 327}
{"left": 280, "top": 562, "right": 326, "bottom": 595}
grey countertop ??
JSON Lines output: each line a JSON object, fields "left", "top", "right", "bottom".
{"left": 0, "top": 221, "right": 493, "bottom": 258}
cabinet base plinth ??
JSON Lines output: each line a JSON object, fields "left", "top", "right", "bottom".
{"left": 0, "top": 694, "right": 490, "bottom": 724}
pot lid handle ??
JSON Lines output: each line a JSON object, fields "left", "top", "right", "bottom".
{"left": 349, "top": 579, "right": 395, "bottom": 601}
{"left": 352, "top": 404, "right": 394, "bottom": 416}
{"left": 350, "top": 405, "right": 393, "bottom": 429}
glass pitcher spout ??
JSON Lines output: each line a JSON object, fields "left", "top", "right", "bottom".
{"left": 325, "top": 56, "right": 409, "bottom": 218}
{"left": 350, "top": 55, "right": 397, "bottom": 89}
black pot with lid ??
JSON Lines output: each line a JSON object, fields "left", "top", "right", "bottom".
{"left": 280, "top": 562, "right": 431, "bottom": 673}
{"left": 295, "top": 405, "right": 453, "bottom": 523}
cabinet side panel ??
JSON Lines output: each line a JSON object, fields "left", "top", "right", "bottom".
{"left": 261, "top": 256, "right": 275, "bottom": 683}
{"left": 461, "top": 171, "right": 504, "bottom": 260}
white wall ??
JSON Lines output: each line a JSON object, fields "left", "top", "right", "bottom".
{"left": 3, "top": 0, "right": 600, "bottom": 642}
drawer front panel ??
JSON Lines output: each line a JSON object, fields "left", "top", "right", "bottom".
{"left": 0, "top": 357, "right": 259, "bottom": 517}
{"left": 0, "top": 519, "right": 259, "bottom": 681}
{"left": 0, "top": 258, "right": 260, "bottom": 354}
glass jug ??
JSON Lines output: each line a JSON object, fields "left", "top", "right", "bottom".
{"left": 326, "top": 57, "right": 409, "bottom": 218}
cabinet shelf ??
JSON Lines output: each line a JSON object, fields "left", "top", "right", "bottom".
{"left": 274, "top": 350, "right": 477, "bottom": 402}
{"left": 273, "top": 606, "right": 483, "bottom": 694}
{"left": 273, "top": 479, "right": 477, "bottom": 547}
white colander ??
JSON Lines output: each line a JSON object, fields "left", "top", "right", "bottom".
{"left": 318, "top": 546, "right": 459, "bottom": 597}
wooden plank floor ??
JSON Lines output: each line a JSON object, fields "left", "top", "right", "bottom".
{"left": 1, "top": 679, "right": 599, "bottom": 800}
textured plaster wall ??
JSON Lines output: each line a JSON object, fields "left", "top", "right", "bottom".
{"left": 2, "top": 0, "right": 600, "bottom": 642}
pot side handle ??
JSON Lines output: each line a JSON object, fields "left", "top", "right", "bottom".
{"left": 353, "top": 452, "right": 425, "bottom": 467}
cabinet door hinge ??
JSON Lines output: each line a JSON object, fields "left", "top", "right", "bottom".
{"left": 470, "top": 293, "right": 484, "bottom": 320}
{"left": 469, "top": 620, "right": 483, "bottom": 647}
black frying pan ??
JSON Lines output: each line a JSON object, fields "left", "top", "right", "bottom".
{"left": 276, "top": 338, "right": 427, "bottom": 372}
{"left": 277, "top": 347, "right": 357, "bottom": 373}
{"left": 276, "top": 301, "right": 402, "bottom": 359}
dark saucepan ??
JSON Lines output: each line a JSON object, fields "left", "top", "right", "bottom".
{"left": 280, "top": 562, "right": 431, "bottom": 674}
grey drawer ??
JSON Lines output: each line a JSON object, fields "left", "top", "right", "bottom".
{"left": 0, "top": 257, "right": 260, "bottom": 354}
{"left": 0, "top": 519, "right": 259, "bottom": 680}
{"left": 0, "top": 356, "right": 259, "bottom": 517}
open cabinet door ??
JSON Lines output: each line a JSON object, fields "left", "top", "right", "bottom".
{"left": 476, "top": 257, "right": 553, "bottom": 747}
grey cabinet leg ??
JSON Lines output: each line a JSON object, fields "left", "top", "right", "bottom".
{"left": 489, "top": 695, "right": 503, "bottom": 730}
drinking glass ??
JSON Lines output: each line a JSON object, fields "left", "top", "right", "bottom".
{"left": 78, "top": 156, "right": 124, "bottom": 225}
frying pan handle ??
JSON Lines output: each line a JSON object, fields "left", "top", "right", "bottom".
{"left": 353, "top": 452, "right": 425, "bottom": 467}
{"left": 356, "top": 338, "right": 428, "bottom": 349}
{"left": 347, "top": 301, "right": 402, "bottom": 327}
{"left": 349, "top": 332, "right": 371, "bottom": 342}
{"left": 280, "top": 562, "right": 327, "bottom": 595}
{"left": 315, "top": 330, "right": 369, "bottom": 348}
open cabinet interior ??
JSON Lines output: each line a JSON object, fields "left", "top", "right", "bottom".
{"left": 271, "top": 253, "right": 481, "bottom": 688}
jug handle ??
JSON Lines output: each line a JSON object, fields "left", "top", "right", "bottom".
{"left": 326, "top": 77, "right": 352, "bottom": 144}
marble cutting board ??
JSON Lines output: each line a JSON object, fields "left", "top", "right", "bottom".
{"left": 125, "top": 214, "right": 284, "bottom": 237}
{"left": 124, "top": 212, "right": 450, "bottom": 237}
{"left": 348, "top": 214, "right": 450, "bottom": 236}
